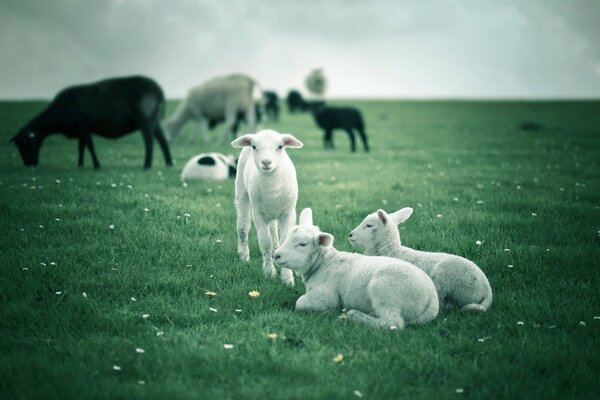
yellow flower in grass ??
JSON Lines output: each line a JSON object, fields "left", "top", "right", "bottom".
{"left": 248, "top": 290, "right": 260, "bottom": 298}
{"left": 333, "top": 353, "right": 344, "bottom": 363}
{"left": 266, "top": 333, "right": 278, "bottom": 341}
{"left": 205, "top": 291, "right": 217, "bottom": 297}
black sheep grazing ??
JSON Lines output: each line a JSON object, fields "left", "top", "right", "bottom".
{"left": 286, "top": 90, "right": 308, "bottom": 113}
{"left": 263, "top": 91, "right": 280, "bottom": 121}
{"left": 308, "top": 103, "right": 370, "bottom": 152}
{"left": 10, "top": 75, "right": 172, "bottom": 169}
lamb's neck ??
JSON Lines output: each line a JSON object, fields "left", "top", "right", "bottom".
{"left": 301, "top": 248, "right": 337, "bottom": 287}
{"left": 366, "top": 229, "right": 403, "bottom": 258}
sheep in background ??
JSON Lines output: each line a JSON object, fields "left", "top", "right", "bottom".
{"left": 273, "top": 208, "right": 439, "bottom": 329}
{"left": 263, "top": 91, "right": 280, "bottom": 121}
{"left": 166, "top": 74, "right": 260, "bottom": 144}
{"left": 180, "top": 153, "right": 237, "bottom": 181}
{"left": 286, "top": 90, "right": 308, "bottom": 113}
{"left": 231, "top": 129, "right": 304, "bottom": 286}
{"left": 305, "top": 68, "right": 327, "bottom": 98}
{"left": 307, "top": 102, "right": 369, "bottom": 152}
{"left": 349, "top": 208, "right": 493, "bottom": 312}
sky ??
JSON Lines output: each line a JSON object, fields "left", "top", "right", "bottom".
{"left": 1, "top": 0, "right": 599, "bottom": 99}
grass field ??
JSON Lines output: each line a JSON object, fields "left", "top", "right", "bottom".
{"left": 1, "top": 99, "right": 599, "bottom": 399}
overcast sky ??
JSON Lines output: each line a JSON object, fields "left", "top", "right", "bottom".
{"left": 1, "top": 0, "right": 599, "bottom": 99}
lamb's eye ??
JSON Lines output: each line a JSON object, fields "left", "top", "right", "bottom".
{"left": 297, "top": 243, "right": 307, "bottom": 247}
{"left": 251, "top": 145, "right": 257, "bottom": 150}
{"left": 277, "top": 145, "right": 283, "bottom": 150}
{"left": 365, "top": 224, "right": 373, "bottom": 228}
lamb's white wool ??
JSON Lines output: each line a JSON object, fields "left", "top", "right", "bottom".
{"left": 232, "top": 129, "right": 303, "bottom": 286}
{"left": 305, "top": 69, "right": 326, "bottom": 98}
{"left": 166, "top": 74, "right": 258, "bottom": 144}
{"left": 349, "top": 207, "right": 493, "bottom": 312}
{"left": 273, "top": 208, "right": 439, "bottom": 329}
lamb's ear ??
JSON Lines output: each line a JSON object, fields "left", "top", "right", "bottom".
{"left": 377, "top": 209, "right": 389, "bottom": 225}
{"left": 299, "top": 208, "right": 313, "bottom": 226}
{"left": 390, "top": 207, "right": 413, "bottom": 225}
{"left": 315, "top": 232, "right": 334, "bottom": 247}
{"left": 281, "top": 134, "right": 303, "bottom": 148}
{"left": 231, "top": 134, "right": 254, "bottom": 148}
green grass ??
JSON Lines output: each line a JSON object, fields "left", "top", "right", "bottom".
{"left": 1, "top": 99, "right": 599, "bottom": 399}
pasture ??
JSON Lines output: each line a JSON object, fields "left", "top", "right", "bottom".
{"left": 0, "top": 100, "right": 599, "bottom": 399}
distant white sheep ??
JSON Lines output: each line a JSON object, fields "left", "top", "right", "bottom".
{"left": 231, "top": 129, "right": 303, "bottom": 286}
{"left": 273, "top": 208, "right": 439, "bottom": 329}
{"left": 305, "top": 68, "right": 326, "bottom": 98}
{"left": 180, "top": 153, "right": 236, "bottom": 181}
{"left": 349, "top": 207, "right": 493, "bottom": 312}
{"left": 166, "top": 74, "right": 260, "bottom": 144}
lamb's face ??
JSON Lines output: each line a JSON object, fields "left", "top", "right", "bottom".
{"left": 231, "top": 129, "right": 302, "bottom": 174}
{"left": 349, "top": 208, "right": 414, "bottom": 250}
{"left": 348, "top": 212, "right": 383, "bottom": 250}
{"left": 273, "top": 225, "right": 333, "bottom": 275}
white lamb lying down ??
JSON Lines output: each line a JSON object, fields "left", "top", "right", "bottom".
{"left": 180, "top": 153, "right": 236, "bottom": 181}
{"left": 273, "top": 208, "right": 439, "bottom": 329}
{"left": 349, "top": 207, "right": 493, "bottom": 312}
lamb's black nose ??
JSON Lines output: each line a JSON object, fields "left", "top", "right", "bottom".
{"left": 348, "top": 233, "right": 353, "bottom": 238}
{"left": 273, "top": 253, "right": 281, "bottom": 260}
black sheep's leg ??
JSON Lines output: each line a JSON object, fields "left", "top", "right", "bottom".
{"left": 141, "top": 127, "right": 154, "bottom": 169}
{"left": 346, "top": 129, "right": 356, "bottom": 152}
{"left": 153, "top": 126, "right": 173, "bottom": 166}
{"left": 78, "top": 138, "right": 85, "bottom": 167}
{"left": 357, "top": 127, "right": 370, "bottom": 152}
{"left": 324, "top": 129, "right": 333, "bottom": 150}
{"left": 84, "top": 134, "right": 100, "bottom": 169}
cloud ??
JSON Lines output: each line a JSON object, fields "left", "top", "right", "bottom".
{"left": 0, "top": 0, "right": 599, "bottom": 98}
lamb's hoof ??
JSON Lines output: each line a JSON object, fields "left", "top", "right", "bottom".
{"left": 280, "top": 268, "right": 295, "bottom": 286}
{"left": 238, "top": 251, "right": 250, "bottom": 262}
{"left": 263, "top": 265, "right": 277, "bottom": 278}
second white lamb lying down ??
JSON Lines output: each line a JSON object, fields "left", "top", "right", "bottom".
{"left": 273, "top": 208, "right": 439, "bottom": 329}
{"left": 349, "top": 207, "right": 493, "bottom": 312}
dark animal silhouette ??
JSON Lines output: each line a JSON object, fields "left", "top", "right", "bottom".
{"left": 307, "top": 102, "right": 369, "bottom": 153}
{"left": 286, "top": 90, "right": 308, "bottom": 113}
{"left": 263, "top": 91, "right": 280, "bottom": 121}
{"left": 208, "top": 105, "right": 263, "bottom": 136}
{"left": 10, "top": 76, "right": 172, "bottom": 169}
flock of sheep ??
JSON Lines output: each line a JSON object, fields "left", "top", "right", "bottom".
{"left": 9, "top": 69, "right": 492, "bottom": 329}
{"left": 10, "top": 69, "right": 369, "bottom": 169}
{"left": 234, "top": 129, "right": 492, "bottom": 329}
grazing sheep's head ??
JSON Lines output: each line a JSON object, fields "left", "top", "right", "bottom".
{"left": 11, "top": 129, "right": 43, "bottom": 166}
{"left": 231, "top": 129, "right": 303, "bottom": 173}
{"left": 349, "top": 207, "right": 413, "bottom": 250}
{"left": 273, "top": 208, "right": 333, "bottom": 275}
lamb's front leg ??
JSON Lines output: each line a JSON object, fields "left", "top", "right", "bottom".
{"left": 235, "top": 191, "right": 251, "bottom": 262}
{"left": 255, "top": 216, "right": 276, "bottom": 278}
{"left": 296, "top": 290, "right": 339, "bottom": 311}
{"left": 278, "top": 212, "right": 296, "bottom": 286}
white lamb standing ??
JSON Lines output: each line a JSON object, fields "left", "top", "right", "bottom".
{"left": 231, "top": 129, "right": 303, "bottom": 286}
{"left": 273, "top": 208, "right": 439, "bottom": 329}
{"left": 349, "top": 207, "right": 493, "bottom": 312}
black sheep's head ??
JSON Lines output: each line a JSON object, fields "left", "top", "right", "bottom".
{"left": 10, "top": 129, "right": 42, "bottom": 166}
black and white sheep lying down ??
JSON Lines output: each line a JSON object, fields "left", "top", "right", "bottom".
{"left": 10, "top": 75, "right": 173, "bottom": 169}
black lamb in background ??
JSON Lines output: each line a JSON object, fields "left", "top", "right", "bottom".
{"left": 307, "top": 102, "right": 369, "bottom": 153}
{"left": 286, "top": 90, "right": 308, "bottom": 113}
{"left": 263, "top": 91, "right": 280, "bottom": 121}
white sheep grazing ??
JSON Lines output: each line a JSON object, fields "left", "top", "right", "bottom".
{"left": 167, "top": 74, "right": 260, "bottom": 144}
{"left": 273, "top": 208, "right": 439, "bottom": 329}
{"left": 349, "top": 208, "right": 493, "bottom": 312}
{"left": 231, "top": 129, "right": 303, "bottom": 286}
{"left": 304, "top": 68, "right": 326, "bottom": 98}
